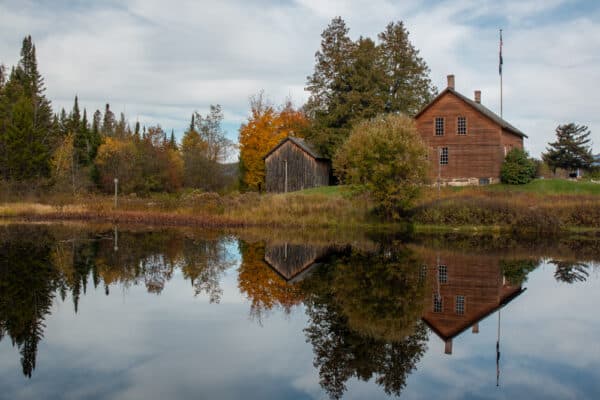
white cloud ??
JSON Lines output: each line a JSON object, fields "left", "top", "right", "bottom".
{"left": 0, "top": 0, "right": 598, "bottom": 157}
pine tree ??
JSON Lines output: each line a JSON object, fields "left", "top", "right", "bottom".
{"left": 114, "top": 112, "right": 127, "bottom": 138}
{"left": 0, "top": 36, "right": 54, "bottom": 180}
{"left": 169, "top": 129, "right": 177, "bottom": 150}
{"left": 378, "top": 21, "right": 437, "bottom": 115}
{"left": 542, "top": 123, "right": 594, "bottom": 173}
{"left": 101, "top": 103, "right": 115, "bottom": 136}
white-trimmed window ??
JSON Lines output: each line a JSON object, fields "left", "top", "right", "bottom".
{"left": 435, "top": 117, "right": 444, "bottom": 136}
{"left": 440, "top": 147, "right": 448, "bottom": 165}
{"left": 455, "top": 295, "right": 465, "bottom": 315}
{"left": 433, "top": 294, "right": 443, "bottom": 313}
{"left": 457, "top": 116, "right": 467, "bottom": 135}
{"left": 438, "top": 265, "right": 448, "bottom": 283}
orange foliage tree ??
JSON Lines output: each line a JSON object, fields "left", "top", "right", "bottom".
{"left": 238, "top": 93, "right": 308, "bottom": 191}
{"left": 237, "top": 241, "right": 305, "bottom": 321}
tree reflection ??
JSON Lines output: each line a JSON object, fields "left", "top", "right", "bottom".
{"left": 0, "top": 226, "right": 237, "bottom": 377}
{"left": 301, "top": 243, "right": 429, "bottom": 399}
{"left": 237, "top": 242, "right": 304, "bottom": 321}
{"left": 551, "top": 260, "right": 590, "bottom": 283}
{"left": 0, "top": 226, "right": 58, "bottom": 378}
{"left": 180, "top": 237, "right": 236, "bottom": 303}
{"left": 500, "top": 259, "right": 540, "bottom": 286}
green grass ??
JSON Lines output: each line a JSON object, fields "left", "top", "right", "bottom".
{"left": 444, "top": 179, "right": 600, "bottom": 195}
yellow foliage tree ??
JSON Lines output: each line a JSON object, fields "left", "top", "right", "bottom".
{"left": 239, "top": 94, "right": 308, "bottom": 191}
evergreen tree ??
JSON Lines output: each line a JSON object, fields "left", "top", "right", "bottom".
{"left": 378, "top": 21, "right": 437, "bottom": 115}
{"left": 114, "top": 112, "right": 127, "bottom": 138}
{"left": 0, "top": 36, "right": 54, "bottom": 180}
{"left": 59, "top": 108, "right": 68, "bottom": 136}
{"left": 134, "top": 120, "right": 141, "bottom": 139}
{"left": 69, "top": 96, "right": 81, "bottom": 134}
{"left": 101, "top": 103, "right": 115, "bottom": 136}
{"left": 169, "top": 129, "right": 177, "bottom": 150}
{"left": 304, "top": 18, "right": 435, "bottom": 159}
{"left": 542, "top": 123, "right": 594, "bottom": 173}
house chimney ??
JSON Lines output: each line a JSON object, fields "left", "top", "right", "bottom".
{"left": 474, "top": 90, "right": 481, "bottom": 104}
{"left": 447, "top": 75, "right": 455, "bottom": 89}
{"left": 472, "top": 323, "right": 479, "bottom": 334}
{"left": 444, "top": 339, "right": 453, "bottom": 355}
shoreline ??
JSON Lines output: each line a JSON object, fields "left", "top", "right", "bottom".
{"left": 2, "top": 205, "right": 599, "bottom": 235}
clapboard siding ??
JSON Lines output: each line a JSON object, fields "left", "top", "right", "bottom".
{"left": 265, "top": 140, "right": 331, "bottom": 193}
{"left": 416, "top": 86, "right": 524, "bottom": 184}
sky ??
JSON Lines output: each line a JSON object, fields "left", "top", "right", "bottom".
{"left": 1, "top": 0, "right": 599, "bottom": 158}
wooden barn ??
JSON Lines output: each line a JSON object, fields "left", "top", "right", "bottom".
{"left": 264, "top": 243, "right": 331, "bottom": 283}
{"left": 264, "top": 136, "right": 331, "bottom": 193}
{"left": 415, "top": 75, "right": 527, "bottom": 185}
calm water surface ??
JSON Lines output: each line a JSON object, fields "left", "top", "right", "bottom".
{"left": 0, "top": 224, "right": 599, "bottom": 399}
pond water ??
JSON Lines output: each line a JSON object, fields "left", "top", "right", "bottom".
{"left": 1, "top": 223, "right": 599, "bottom": 399}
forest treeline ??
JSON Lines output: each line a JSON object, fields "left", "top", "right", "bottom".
{"left": 1, "top": 16, "right": 436, "bottom": 196}
{"left": 0, "top": 37, "right": 235, "bottom": 195}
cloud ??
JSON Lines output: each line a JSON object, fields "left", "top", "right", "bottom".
{"left": 0, "top": 0, "right": 599, "bottom": 157}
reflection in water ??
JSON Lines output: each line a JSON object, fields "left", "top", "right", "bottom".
{"left": 0, "top": 225, "right": 235, "bottom": 378}
{"left": 551, "top": 260, "right": 591, "bottom": 283}
{"left": 2, "top": 224, "right": 600, "bottom": 399}
{"left": 298, "top": 242, "right": 429, "bottom": 399}
{"left": 415, "top": 248, "right": 526, "bottom": 355}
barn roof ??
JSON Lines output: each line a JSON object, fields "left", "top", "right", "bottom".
{"left": 263, "top": 136, "right": 327, "bottom": 160}
{"left": 415, "top": 87, "right": 528, "bottom": 139}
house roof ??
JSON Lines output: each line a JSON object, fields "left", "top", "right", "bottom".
{"left": 263, "top": 136, "right": 327, "bottom": 160}
{"left": 422, "top": 287, "right": 526, "bottom": 342}
{"left": 415, "top": 87, "right": 528, "bottom": 139}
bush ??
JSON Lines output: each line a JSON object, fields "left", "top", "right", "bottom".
{"left": 501, "top": 148, "right": 536, "bottom": 184}
{"left": 333, "top": 114, "right": 429, "bottom": 218}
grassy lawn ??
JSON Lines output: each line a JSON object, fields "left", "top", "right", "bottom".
{"left": 438, "top": 179, "right": 600, "bottom": 196}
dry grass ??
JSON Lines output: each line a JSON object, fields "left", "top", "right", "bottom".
{"left": 0, "top": 190, "right": 376, "bottom": 229}
{"left": 413, "top": 186, "right": 600, "bottom": 232}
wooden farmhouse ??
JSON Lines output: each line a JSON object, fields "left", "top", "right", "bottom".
{"left": 264, "top": 136, "right": 331, "bottom": 193}
{"left": 415, "top": 75, "right": 527, "bottom": 185}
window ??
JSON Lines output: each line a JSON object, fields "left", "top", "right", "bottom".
{"left": 457, "top": 116, "right": 467, "bottom": 135}
{"left": 433, "top": 294, "right": 443, "bottom": 313}
{"left": 455, "top": 295, "right": 465, "bottom": 315}
{"left": 435, "top": 117, "right": 444, "bottom": 136}
{"left": 479, "top": 177, "right": 490, "bottom": 185}
{"left": 440, "top": 147, "right": 448, "bottom": 165}
{"left": 438, "top": 265, "right": 447, "bottom": 283}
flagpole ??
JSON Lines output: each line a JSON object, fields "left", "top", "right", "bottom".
{"left": 500, "top": 29, "right": 503, "bottom": 119}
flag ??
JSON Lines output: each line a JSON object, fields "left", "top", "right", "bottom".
{"left": 499, "top": 29, "right": 503, "bottom": 75}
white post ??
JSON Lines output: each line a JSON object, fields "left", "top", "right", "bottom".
{"left": 114, "top": 178, "right": 119, "bottom": 209}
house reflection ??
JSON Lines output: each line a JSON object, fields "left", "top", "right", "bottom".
{"left": 264, "top": 242, "right": 337, "bottom": 283}
{"left": 417, "top": 250, "right": 526, "bottom": 355}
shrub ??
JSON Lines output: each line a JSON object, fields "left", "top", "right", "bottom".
{"left": 501, "top": 148, "right": 536, "bottom": 184}
{"left": 333, "top": 114, "right": 429, "bottom": 218}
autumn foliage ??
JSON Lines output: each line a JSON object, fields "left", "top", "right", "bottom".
{"left": 237, "top": 241, "right": 304, "bottom": 320}
{"left": 238, "top": 94, "right": 308, "bottom": 191}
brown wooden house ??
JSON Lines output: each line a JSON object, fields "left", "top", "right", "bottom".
{"left": 415, "top": 247, "right": 525, "bottom": 355}
{"left": 415, "top": 75, "right": 527, "bottom": 185}
{"left": 264, "top": 137, "right": 331, "bottom": 193}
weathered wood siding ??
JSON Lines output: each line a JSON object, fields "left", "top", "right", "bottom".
{"left": 264, "top": 243, "right": 330, "bottom": 281}
{"left": 265, "top": 141, "right": 330, "bottom": 193}
{"left": 413, "top": 246, "right": 522, "bottom": 352}
{"left": 416, "top": 92, "right": 524, "bottom": 183}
